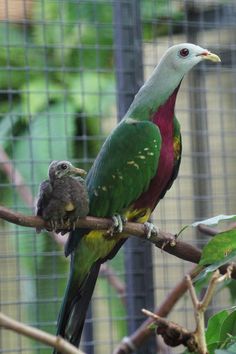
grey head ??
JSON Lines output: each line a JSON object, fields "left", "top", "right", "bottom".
{"left": 48, "top": 160, "right": 87, "bottom": 181}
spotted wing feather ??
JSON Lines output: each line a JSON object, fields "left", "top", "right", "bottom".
{"left": 86, "top": 119, "right": 162, "bottom": 217}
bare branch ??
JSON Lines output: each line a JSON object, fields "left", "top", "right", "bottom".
{"left": 142, "top": 309, "right": 197, "bottom": 351}
{"left": 185, "top": 274, "right": 200, "bottom": 309}
{"left": 113, "top": 266, "right": 202, "bottom": 354}
{"left": 0, "top": 204, "right": 202, "bottom": 264}
{"left": 186, "top": 266, "right": 233, "bottom": 354}
{"left": 0, "top": 311, "right": 85, "bottom": 354}
{"left": 200, "top": 264, "right": 232, "bottom": 312}
{"left": 197, "top": 224, "right": 218, "bottom": 236}
{"left": 138, "top": 267, "right": 233, "bottom": 354}
{"left": 1, "top": 205, "right": 236, "bottom": 282}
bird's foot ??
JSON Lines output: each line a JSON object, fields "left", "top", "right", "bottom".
{"left": 69, "top": 217, "right": 78, "bottom": 231}
{"left": 56, "top": 218, "right": 72, "bottom": 235}
{"left": 144, "top": 222, "right": 160, "bottom": 239}
{"left": 160, "top": 233, "right": 177, "bottom": 250}
{"left": 107, "top": 214, "right": 127, "bottom": 236}
{"left": 56, "top": 216, "right": 79, "bottom": 235}
{"left": 49, "top": 219, "right": 58, "bottom": 231}
{"left": 48, "top": 218, "right": 68, "bottom": 235}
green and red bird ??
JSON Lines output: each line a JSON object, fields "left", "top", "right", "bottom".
{"left": 54, "top": 43, "right": 220, "bottom": 349}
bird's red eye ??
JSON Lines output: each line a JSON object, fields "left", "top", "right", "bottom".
{"left": 61, "top": 163, "right": 68, "bottom": 170}
{"left": 179, "top": 48, "right": 189, "bottom": 57}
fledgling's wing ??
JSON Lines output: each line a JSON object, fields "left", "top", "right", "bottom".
{"left": 36, "top": 179, "right": 52, "bottom": 217}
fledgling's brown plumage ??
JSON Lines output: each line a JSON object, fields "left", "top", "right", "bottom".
{"left": 36, "top": 160, "right": 89, "bottom": 233}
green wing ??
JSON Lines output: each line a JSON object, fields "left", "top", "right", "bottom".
{"left": 86, "top": 119, "right": 162, "bottom": 217}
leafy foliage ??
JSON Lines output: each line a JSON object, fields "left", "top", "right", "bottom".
{"left": 199, "top": 230, "right": 236, "bottom": 266}
{"left": 0, "top": 0, "right": 118, "bottom": 346}
{"left": 206, "top": 308, "right": 236, "bottom": 353}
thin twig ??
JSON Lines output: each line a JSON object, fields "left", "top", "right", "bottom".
{"left": 197, "top": 224, "right": 218, "bottom": 236}
{"left": 141, "top": 309, "right": 196, "bottom": 351}
{"left": 186, "top": 274, "right": 208, "bottom": 354}
{"left": 186, "top": 266, "right": 233, "bottom": 354}
{"left": 113, "top": 266, "right": 202, "bottom": 354}
{"left": 139, "top": 267, "right": 233, "bottom": 354}
{"left": 0, "top": 311, "right": 85, "bottom": 354}
{"left": 185, "top": 274, "right": 199, "bottom": 309}
{"left": 200, "top": 265, "right": 233, "bottom": 312}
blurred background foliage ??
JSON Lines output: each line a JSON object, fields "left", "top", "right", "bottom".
{"left": 1, "top": 1, "right": 235, "bottom": 353}
{"left": 0, "top": 1, "right": 118, "bottom": 351}
{"left": 0, "top": 0, "right": 179, "bottom": 351}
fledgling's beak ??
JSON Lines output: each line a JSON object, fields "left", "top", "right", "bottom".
{"left": 197, "top": 50, "right": 221, "bottom": 63}
{"left": 71, "top": 167, "right": 87, "bottom": 177}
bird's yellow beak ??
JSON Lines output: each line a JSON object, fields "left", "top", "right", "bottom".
{"left": 197, "top": 51, "right": 221, "bottom": 63}
{"left": 72, "top": 167, "right": 87, "bottom": 177}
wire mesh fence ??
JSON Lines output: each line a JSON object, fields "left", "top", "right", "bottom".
{"left": 0, "top": 0, "right": 235, "bottom": 353}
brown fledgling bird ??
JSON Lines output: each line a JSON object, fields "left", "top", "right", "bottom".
{"left": 36, "top": 160, "right": 89, "bottom": 233}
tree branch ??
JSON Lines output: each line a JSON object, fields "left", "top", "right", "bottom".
{"left": 113, "top": 266, "right": 202, "bottom": 354}
{"left": 139, "top": 267, "right": 233, "bottom": 354}
{"left": 197, "top": 224, "right": 218, "bottom": 236}
{"left": 0, "top": 204, "right": 202, "bottom": 264}
{"left": 141, "top": 309, "right": 197, "bottom": 351}
{"left": 1, "top": 205, "right": 236, "bottom": 282}
{"left": 0, "top": 311, "right": 85, "bottom": 354}
{"left": 186, "top": 266, "right": 232, "bottom": 354}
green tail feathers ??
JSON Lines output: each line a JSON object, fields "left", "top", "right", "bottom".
{"left": 54, "top": 253, "right": 101, "bottom": 352}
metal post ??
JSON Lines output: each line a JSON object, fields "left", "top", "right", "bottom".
{"left": 113, "top": 1, "right": 156, "bottom": 353}
{"left": 185, "top": 1, "right": 214, "bottom": 320}
{"left": 185, "top": 2, "right": 213, "bottom": 224}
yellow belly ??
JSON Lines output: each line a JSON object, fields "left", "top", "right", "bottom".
{"left": 65, "top": 202, "right": 75, "bottom": 212}
{"left": 82, "top": 207, "right": 152, "bottom": 260}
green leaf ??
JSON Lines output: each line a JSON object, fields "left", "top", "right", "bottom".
{"left": 32, "top": 1, "right": 113, "bottom": 69}
{"left": 208, "top": 342, "right": 221, "bottom": 354}
{"left": 200, "top": 230, "right": 236, "bottom": 266}
{"left": 177, "top": 215, "right": 236, "bottom": 237}
{"left": 69, "top": 72, "right": 115, "bottom": 117}
{"left": 206, "top": 310, "right": 236, "bottom": 353}
{"left": 227, "top": 280, "right": 236, "bottom": 303}
{"left": 192, "top": 215, "right": 236, "bottom": 228}
{"left": 194, "top": 250, "right": 236, "bottom": 283}
{"left": 13, "top": 100, "right": 76, "bottom": 188}
{"left": 225, "top": 342, "right": 236, "bottom": 353}
{"left": 21, "top": 79, "right": 64, "bottom": 116}
{"left": 148, "top": 323, "right": 157, "bottom": 331}
{"left": 206, "top": 310, "right": 229, "bottom": 344}
{"left": 219, "top": 310, "right": 236, "bottom": 343}
{"left": 0, "top": 23, "right": 44, "bottom": 88}
{"left": 0, "top": 105, "right": 24, "bottom": 139}
{"left": 194, "top": 229, "right": 236, "bottom": 283}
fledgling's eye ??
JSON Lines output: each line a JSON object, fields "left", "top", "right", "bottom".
{"left": 60, "top": 163, "right": 68, "bottom": 170}
{"left": 179, "top": 48, "right": 189, "bottom": 57}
